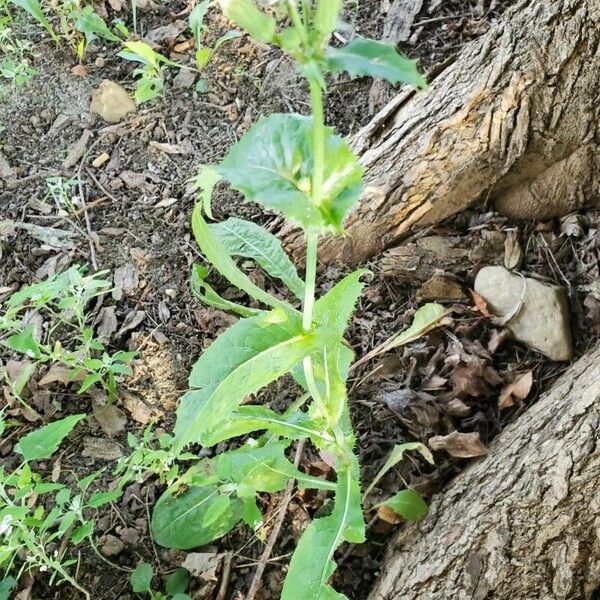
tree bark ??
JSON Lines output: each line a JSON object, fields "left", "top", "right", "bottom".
{"left": 285, "top": 0, "right": 600, "bottom": 265}
{"left": 369, "top": 343, "right": 600, "bottom": 600}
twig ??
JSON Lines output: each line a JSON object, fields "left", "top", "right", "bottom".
{"left": 216, "top": 552, "right": 233, "bottom": 600}
{"left": 245, "top": 438, "right": 306, "bottom": 600}
{"left": 77, "top": 159, "right": 98, "bottom": 271}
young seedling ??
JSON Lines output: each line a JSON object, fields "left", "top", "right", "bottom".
{"left": 189, "top": 0, "right": 240, "bottom": 72}
{"left": 150, "top": 1, "right": 431, "bottom": 598}
{"left": 0, "top": 266, "right": 137, "bottom": 405}
{"left": 130, "top": 561, "right": 191, "bottom": 600}
{"left": 0, "top": 413, "right": 123, "bottom": 599}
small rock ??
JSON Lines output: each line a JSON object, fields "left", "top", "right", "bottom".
{"left": 82, "top": 436, "right": 123, "bottom": 460}
{"left": 474, "top": 266, "right": 572, "bottom": 361}
{"left": 101, "top": 534, "right": 125, "bottom": 557}
{"left": 173, "top": 68, "right": 197, "bottom": 89}
{"left": 118, "top": 526, "right": 140, "bottom": 546}
{"left": 417, "top": 274, "right": 466, "bottom": 302}
{"left": 93, "top": 404, "right": 127, "bottom": 437}
{"left": 90, "top": 80, "right": 136, "bottom": 124}
{"left": 0, "top": 151, "right": 15, "bottom": 179}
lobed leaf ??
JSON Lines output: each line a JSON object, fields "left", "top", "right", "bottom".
{"left": 211, "top": 217, "right": 305, "bottom": 299}
{"left": 326, "top": 37, "right": 427, "bottom": 88}
{"left": 75, "top": 6, "right": 121, "bottom": 43}
{"left": 216, "top": 114, "right": 363, "bottom": 233}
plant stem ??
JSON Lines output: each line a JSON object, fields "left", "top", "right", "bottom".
{"left": 302, "top": 232, "right": 318, "bottom": 331}
{"left": 309, "top": 78, "right": 325, "bottom": 206}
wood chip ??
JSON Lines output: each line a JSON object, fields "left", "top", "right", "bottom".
{"left": 92, "top": 152, "right": 110, "bottom": 168}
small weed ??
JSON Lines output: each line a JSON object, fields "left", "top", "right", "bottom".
{"left": 0, "top": 266, "right": 137, "bottom": 405}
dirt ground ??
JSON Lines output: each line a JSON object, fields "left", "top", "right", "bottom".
{"left": 2, "top": 0, "right": 600, "bottom": 598}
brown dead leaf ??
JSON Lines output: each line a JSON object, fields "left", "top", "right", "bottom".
{"left": 38, "top": 365, "right": 74, "bottom": 386}
{"left": 96, "top": 306, "right": 118, "bottom": 343}
{"left": 469, "top": 289, "right": 493, "bottom": 317}
{"left": 377, "top": 504, "right": 403, "bottom": 525}
{"left": 113, "top": 263, "right": 139, "bottom": 300}
{"left": 498, "top": 370, "right": 533, "bottom": 410}
{"left": 503, "top": 230, "right": 523, "bottom": 270}
{"left": 428, "top": 431, "right": 487, "bottom": 458}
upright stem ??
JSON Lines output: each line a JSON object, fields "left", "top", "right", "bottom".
{"left": 309, "top": 78, "right": 325, "bottom": 207}
{"left": 302, "top": 75, "right": 328, "bottom": 408}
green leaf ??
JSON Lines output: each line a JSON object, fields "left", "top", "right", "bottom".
{"left": 165, "top": 568, "right": 190, "bottom": 595}
{"left": 193, "top": 165, "right": 222, "bottom": 219}
{"left": 121, "top": 40, "right": 160, "bottom": 68}
{"left": 192, "top": 204, "right": 292, "bottom": 311}
{"left": 189, "top": 0, "right": 210, "bottom": 41}
{"left": 87, "top": 489, "right": 122, "bottom": 508}
{"left": 211, "top": 217, "right": 305, "bottom": 299}
{"left": 383, "top": 302, "right": 449, "bottom": 352}
{"left": 196, "top": 47, "right": 213, "bottom": 70}
{"left": 241, "top": 497, "right": 263, "bottom": 529}
{"left": 131, "top": 562, "right": 153, "bottom": 593}
{"left": 151, "top": 484, "right": 242, "bottom": 549}
{"left": 216, "top": 441, "right": 336, "bottom": 497}
{"left": 282, "top": 458, "right": 365, "bottom": 600}
{"left": 16, "top": 414, "right": 86, "bottom": 462}
{"left": 191, "top": 264, "right": 260, "bottom": 317}
{"left": 71, "top": 520, "right": 95, "bottom": 544}
{"left": 216, "top": 114, "right": 363, "bottom": 233}
{"left": 75, "top": 5, "right": 121, "bottom": 43}
{"left": 9, "top": 0, "right": 58, "bottom": 42}
{"left": 200, "top": 405, "right": 334, "bottom": 447}
{"left": 380, "top": 489, "right": 428, "bottom": 521}
{"left": 5, "top": 327, "right": 42, "bottom": 359}
{"left": 326, "top": 37, "right": 427, "bottom": 88}
{"left": 174, "top": 320, "right": 318, "bottom": 450}
{"left": 218, "top": 0, "right": 276, "bottom": 43}
{"left": 0, "top": 576, "right": 16, "bottom": 600}
{"left": 362, "top": 442, "right": 434, "bottom": 501}
{"left": 188, "top": 310, "right": 301, "bottom": 389}
{"left": 78, "top": 372, "right": 102, "bottom": 394}
{"left": 314, "top": 0, "right": 342, "bottom": 41}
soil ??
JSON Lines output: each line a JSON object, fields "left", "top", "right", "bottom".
{"left": 1, "top": 1, "right": 599, "bottom": 599}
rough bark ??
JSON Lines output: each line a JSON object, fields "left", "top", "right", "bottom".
{"left": 370, "top": 343, "right": 600, "bottom": 600}
{"left": 285, "top": 0, "right": 600, "bottom": 265}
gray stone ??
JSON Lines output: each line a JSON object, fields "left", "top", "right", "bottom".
{"left": 474, "top": 266, "right": 572, "bottom": 361}
{"left": 90, "top": 80, "right": 136, "bottom": 124}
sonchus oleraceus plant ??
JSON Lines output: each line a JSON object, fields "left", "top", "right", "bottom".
{"left": 150, "top": 1, "right": 427, "bottom": 598}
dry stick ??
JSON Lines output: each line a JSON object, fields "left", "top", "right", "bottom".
{"left": 216, "top": 552, "right": 233, "bottom": 600}
{"left": 245, "top": 438, "right": 306, "bottom": 600}
{"left": 77, "top": 149, "right": 99, "bottom": 271}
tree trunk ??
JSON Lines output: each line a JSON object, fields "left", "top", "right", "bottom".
{"left": 285, "top": 0, "right": 600, "bottom": 265}
{"left": 369, "top": 343, "right": 600, "bottom": 600}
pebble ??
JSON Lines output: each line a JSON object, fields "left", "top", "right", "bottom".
{"left": 474, "top": 266, "right": 573, "bottom": 361}
{"left": 90, "top": 80, "right": 136, "bottom": 124}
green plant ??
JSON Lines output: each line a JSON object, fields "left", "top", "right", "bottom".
{"left": 0, "top": 16, "right": 37, "bottom": 89}
{"left": 130, "top": 561, "right": 191, "bottom": 600}
{"left": 117, "top": 40, "right": 184, "bottom": 103}
{"left": 188, "top": 0, "right": 240, "bottom": 72}
{"left": 150, "top": 1, "right": 430, "bottom": 598}
{"left": 44, "top": 175, "right": 81, "bottom": 213}
{"left": 0, "top": 413, "right": 122, "bottom": 599}
{"left": 0, "top": 266, "right": 137, "bottom": 405}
